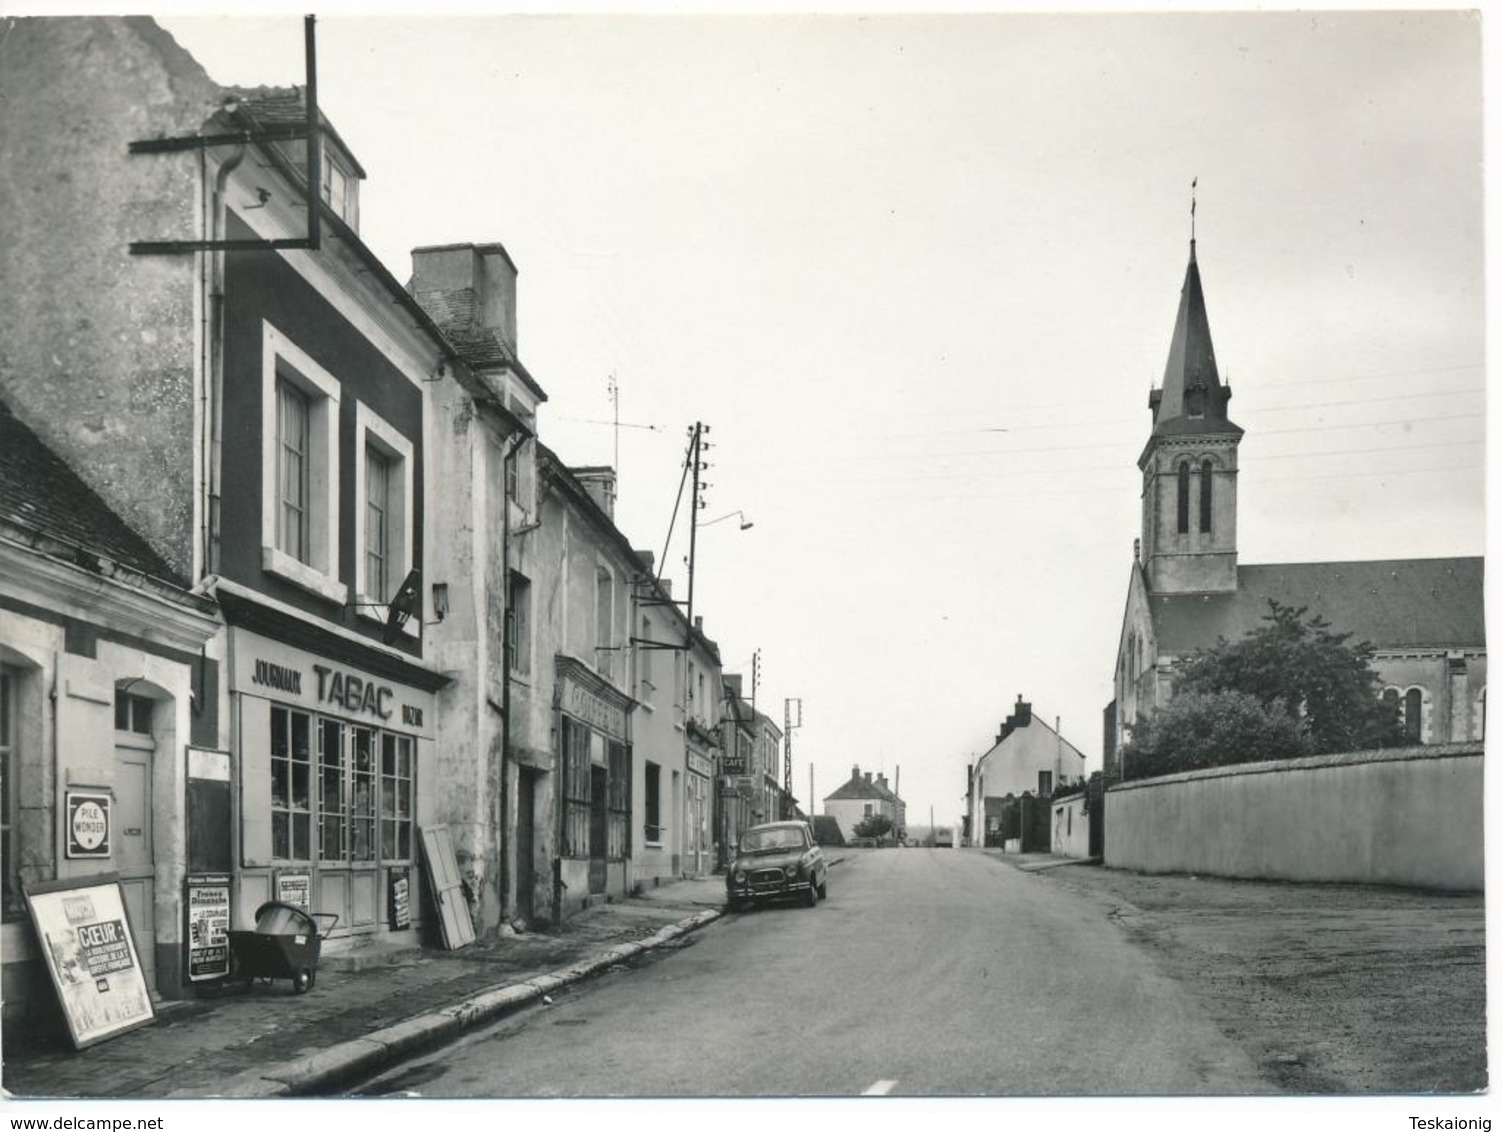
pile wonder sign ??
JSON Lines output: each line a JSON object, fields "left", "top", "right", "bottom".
{"left": 65, "top": 791, "right": 111, "bottom": 860}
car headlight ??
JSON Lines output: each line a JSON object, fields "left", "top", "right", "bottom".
{"left": 733, "top": 871, "right": 746, "bottom": 884}
{"left": 784, "top": 864, "right": 797, "bottom": 878}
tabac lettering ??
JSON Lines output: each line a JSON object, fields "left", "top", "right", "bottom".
{"left": 312, "top": 664, "right": 394, "bottom": 721}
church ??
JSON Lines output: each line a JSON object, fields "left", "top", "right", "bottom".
{"left": 1106, "top": 237, "right": 1485, "bottom": 774}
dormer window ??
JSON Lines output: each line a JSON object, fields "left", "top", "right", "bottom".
{"left": 320, "top": 149, "right": 357, "bottom": 228}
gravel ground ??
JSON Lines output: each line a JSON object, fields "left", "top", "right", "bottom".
{"left": 1010, "top": 859, "right": 1486, "bottom": 1093}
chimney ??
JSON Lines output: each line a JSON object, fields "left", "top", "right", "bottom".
{"left": 864, "top": 772, "right": 872, "bottom": 784}
{"left": 409, "top": 242, "right": 519, "bottom": 353}
{"left": 569, "top": 466, "right": 617, "bottom": 520}
{"left": 694, "top": 616, "right": 704, "bottom": 633}
{"left": 851, "top": 764, "right": 861, "bottom": 781}
{"left": 636, "top": 550, "right": 655, "bottom": 574}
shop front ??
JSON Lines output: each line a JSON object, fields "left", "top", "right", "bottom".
{"left": 684, "top": 743, "right": 713, "bottom": 877}
{"left": 228, "top": 628, "right": 437, "bottom": 948}
{"left": 554, "top": 656, "right": 634, "bottom": 918}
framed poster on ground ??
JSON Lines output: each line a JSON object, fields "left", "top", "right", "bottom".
{"left": 23, "top": 874, "right": 156, "bottom": 1049}
{"left": 186, "top": 874, "right": 231, "bottom": 982}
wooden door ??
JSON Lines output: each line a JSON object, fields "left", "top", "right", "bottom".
{"left": 114, "top": 742, "right": 155, "bottom": 992}
{"left": 588, "top": 766, "right": 607, "bottom": 895}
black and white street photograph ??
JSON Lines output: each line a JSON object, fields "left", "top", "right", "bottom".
{"left": 0, "top": 4, "right": 1491, "bottom": 1130}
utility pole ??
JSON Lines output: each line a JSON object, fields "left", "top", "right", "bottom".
{"left": 684, "top": 422, "right": 709, "bottom": 630}
{"left": 783, "top": 697, "right": 802, "bottom": 818}
{"left": 607, "top": 373, "right": 619, "bottom": 476}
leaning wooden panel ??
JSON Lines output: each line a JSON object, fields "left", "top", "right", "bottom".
{"left": 23, "top": 874, "right": 157, "bottom": 1049}
{"left": 419, "top": 824, "right": 475, "bottom": 949}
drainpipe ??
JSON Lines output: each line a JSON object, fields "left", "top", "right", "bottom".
{"left": 203, "top": 144, "right": 246, "bottom": 576}
{"left": 499, "top": 431, "right": 524, "bottom": 927}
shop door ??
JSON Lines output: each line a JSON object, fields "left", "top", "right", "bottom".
{"left": 589, "top": 765, "right": 607, "bottom": 895}
{"left": 516, "top": 768, "right": 535, "bottom": 924}
{"left": 114, "top": 743, "right": 156, "bottom": 992}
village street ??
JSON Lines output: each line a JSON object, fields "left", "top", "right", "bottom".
{"left": 345, "top": 848, "right": 1479, "bottom": 1098}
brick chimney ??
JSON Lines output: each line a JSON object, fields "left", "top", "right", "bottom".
{"left": 635, "top": 550, "right": 655, "bottom": 574}
{"left": 409, "top": 242, "right": 519, "bottom": 354}
{"left": 569, "top": 466, "right": 617, "bottom": 520}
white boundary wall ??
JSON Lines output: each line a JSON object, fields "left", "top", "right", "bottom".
{"left": 1105, "top": 743, "right": 1483, "bottom": 891}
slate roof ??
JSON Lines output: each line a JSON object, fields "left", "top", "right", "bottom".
{"left": 224, "top": 85, "right": 368, "bottom": 178}
{"left": 1150, "top": 558, "right": 1485, "bottom": 655}
{"left": 1146, "top": 241, "right": 1242, "bottom": 447}
{"left": 0, "top": 401, "right": 183, "bottom": 585}
{"left": 408, "top": 286, "right": 549, "bottom": 403}
{"left": 824, "top": 768, "right": 904, "bottom": 804}
{"left": 811, "top": 815, "right": 846, "bottom": 846}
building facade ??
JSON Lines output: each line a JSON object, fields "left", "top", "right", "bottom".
{"left": 823, "top": 765, "right": 906, "bottom": 843}
{"left": 965, "top": 697, "right": 1086, "bottom": 848}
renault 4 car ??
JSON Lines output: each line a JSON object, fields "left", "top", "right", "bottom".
{"left": 726, "top": 820, "right": 828, "bottom": 910}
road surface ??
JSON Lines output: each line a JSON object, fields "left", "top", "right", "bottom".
{"left": 353, "top": 848, "right": 1268, "bottom": 1097}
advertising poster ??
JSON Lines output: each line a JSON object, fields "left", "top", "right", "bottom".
{"left": 186, "top": 874, "right": 231, "bottom": 981}
{"left": 65, "top": 790, "right": 111, "bottom": 860}
{"left": 388, "top": 868, "right": 411, "bottom": 931}
{"left": 275, "top": 869, "right": 311, "bottom": 910}
{"left": 24, "top": 875, "right": 155, "bottom": 1049}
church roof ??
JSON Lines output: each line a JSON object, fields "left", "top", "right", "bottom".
{"left": 1150, "top": 557, "right": 1485, "bottom": 655}
{"left": 1146, "top": 240, "right": 1242, "bottom": 446}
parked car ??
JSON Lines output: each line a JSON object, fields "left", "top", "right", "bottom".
{"left": 726, "top": 820, "right": 828, "bottom": 911}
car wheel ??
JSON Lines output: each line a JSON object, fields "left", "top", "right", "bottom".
{"left": 817, "top": 877, "right": 828, "bottom": 900}
{"left": 802, "top": 885, "right": 817, "bottom": 907}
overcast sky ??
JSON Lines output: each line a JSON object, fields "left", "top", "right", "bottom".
{"left": 151, "top": 8, "right": 1487, "bottom": 830}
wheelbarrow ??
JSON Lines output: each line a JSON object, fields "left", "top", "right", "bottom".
{"left": 228, "top": 901, "right": 339, "bottom": 994}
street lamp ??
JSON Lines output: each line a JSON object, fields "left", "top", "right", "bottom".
{"left": 701, "top": 510, "right": 753, "bottom": 530}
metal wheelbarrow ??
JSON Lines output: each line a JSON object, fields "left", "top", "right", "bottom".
{"left": 228, "top": 901, "right": 339, "bottom": 994}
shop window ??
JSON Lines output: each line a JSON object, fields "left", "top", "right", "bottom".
{"left": 261, "top": 322, "right": 344, "bottom": 604}
{"left": 350, "top": 727, "right": 377, "bottom": 861}
{"left": 607, "top": 741, "right": 631, "bottom": 860}
{"left": 271, "top": 706, "right": 313, "bottom": 861}
{"left": 354, "top": 402, "right": 414, "bottom": 623}
{"left": 1, "top": 667, "right": 17, "bottom": 921}
{"left": 645, "top": 761, "right": 662, "bottom": 843}
{"left": 380, "top": 733, "right": 414, "bottom": 861}
{"left": 508, "top": 571, "right": 532, "bottom": 677}
{"left": 114, "top": 691, "right": 154, "bottom": 735}
{"left": 1199, "top": 460, "right": 1213, "bottom": 533}
{"left": 317, "top": 718, "right": 345, "bottom": 862}
{"left": 561, "top": 718, "right": 591, "bottom": 858}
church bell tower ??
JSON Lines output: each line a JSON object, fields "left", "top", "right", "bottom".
{"left": 1138, "top": 236, "right": 1243, "bottom": 594}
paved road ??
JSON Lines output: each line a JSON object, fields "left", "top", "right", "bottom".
{"left": 353, "top": 849, "right": 1268, "bottom": 1096}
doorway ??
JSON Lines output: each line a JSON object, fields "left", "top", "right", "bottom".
{"left": 589, "top": 765, "right": 607, "bottom": 895}
{"left": 516, "top": 767, "right": 536, "bottom": 924}
{"left": 114, "top": 730, "right": 156, "bottom": 993}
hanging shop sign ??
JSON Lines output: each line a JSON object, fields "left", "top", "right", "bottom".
{"left": 65, "top": 791, "right": 112, "bottom": 860}
{"left": 388, "top": 868, "right": 411, "bottom": 931}
{"left": 275, "top": 868, "right": 312, "bottom": 910}
{"left": 24, "top": 875, "right": 155, "bottom": 1049}
{"left": 186, "top": 874, "right": 231, "bottom": 982}
{"left": 687, "top": 750, "right": 713, "bottom": 779}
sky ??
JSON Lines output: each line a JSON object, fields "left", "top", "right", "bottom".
{"left": 142, "top": 7, "right": 1489, "bottom": 833}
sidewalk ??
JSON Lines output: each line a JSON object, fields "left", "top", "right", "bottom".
{"left": 2, "top": 874, "right": 732, "bottom": 1100}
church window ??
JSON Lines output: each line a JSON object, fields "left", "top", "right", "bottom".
{"left": 1199, "top": 460, "right": 1213, "bottom": 533}
{"left": 1176, "top": 463, "right": 1190, "bottom": 534}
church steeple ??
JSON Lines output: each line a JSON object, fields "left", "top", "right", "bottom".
{"left": 1147, "top": 239, "right": 1240, "bottom": 438}
{"left": 1137, "top": 232, "right": 1243, "bottom": 595}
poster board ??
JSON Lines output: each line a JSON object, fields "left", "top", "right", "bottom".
{"left": 24, "top": 874, "right": 156, "bottom": 1049}
{"left": 419, "top": 825, "right": 475, "bottom": 950}
{"left": 186, "top": 874, "right": 231, "bottom": 982}
{"left": 387, "top": 867, "right": 411, "bottom": 931}
{"left": 275, "top": 868, "right": 312, "bottom": 910}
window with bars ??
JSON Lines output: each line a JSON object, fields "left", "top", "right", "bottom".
{"left": 350, "top": 727, "right": 377, "bottom": 862}
{"left": 562, "top": 717, "right": 592, "bottom": 858}
{"left": 607, "top": 741, "right": 631, "bottom": 860}
{"left": 276, "top": 378, "right": 312, "bottom": 564}
{"left": 317, "top": 717, "right": 345, "bottom": 862}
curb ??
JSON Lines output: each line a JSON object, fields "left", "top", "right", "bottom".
{"left": 166, "top": 904, "right": 725, "bottom": 1099}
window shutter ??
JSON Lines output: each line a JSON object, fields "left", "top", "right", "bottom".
{"left": 54, "top": 652, "right": 114, "bottom": 789}
{"left": 240, "top": 696, "right": 272, "bottom": 866}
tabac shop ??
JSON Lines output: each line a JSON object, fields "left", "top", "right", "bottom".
{"left": 229, "top": 629, "right": 436, "bottom": 943}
